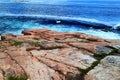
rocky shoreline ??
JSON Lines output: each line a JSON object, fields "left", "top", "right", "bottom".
{"left": 0, "top": 29, "right": 120, "bottom": 80}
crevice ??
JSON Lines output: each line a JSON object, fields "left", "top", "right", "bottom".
{"left": 24, "top": 46, "right": 120, "bottom": 80}
{"left": 7, "top": 40, "right": 118, "bottom": 80}
{"left": 39, "top": 47, "right": 65, "bottom": 50}
{"left": 67, "top": 43, "right": 94, "bottom": 54}
{"left": 4, "top": 52, "right": 27, "bottom": 76}
{"left": 29, "top": 51, "right": 63, "bottom": 73}
{"left": 75, "top": 48, "right": 118, "bottom": 80}
{"left": 12, "top": 40, "right": 40, "bottom": 47}
{"left": 28, "top": 51, "right": 65, "bottom": 80}
{"left": 104, "top": 40, "right": 111, "bottom": 43}
{"left": 0, "top": 68, "right": 5, "bottom": 80}
{"left": 94, "top": 48, "right": 118, "bottom": 60}
{"left": 29, "top": 52, "right": 82, "bottom": 80}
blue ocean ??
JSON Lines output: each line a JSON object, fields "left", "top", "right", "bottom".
{"left": 0, "top": 1, "right": 120, "bottom": 39}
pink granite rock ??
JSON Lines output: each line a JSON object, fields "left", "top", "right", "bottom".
{"left": 0, "top": 29, "right": 120, "bottom": 80}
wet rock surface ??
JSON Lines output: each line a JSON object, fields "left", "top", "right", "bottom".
{"left": 0, "top": 29, "right": 120, "bottom": 80}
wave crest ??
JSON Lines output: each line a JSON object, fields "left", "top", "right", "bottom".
{"left": 0, "top": 14, "right": 113, "bottom": 29}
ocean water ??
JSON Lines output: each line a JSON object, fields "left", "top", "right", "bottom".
{"left": 0, "top": 1, "right": 120, "bottom": 39}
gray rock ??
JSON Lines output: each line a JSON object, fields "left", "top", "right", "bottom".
{"left": 110, "top": 44, "right": 120, "bottom": 52}
{"left": 95, "top": 46, "right": 113, "bottom": 55}
{"left": 85, "top": 56, "right": 120, "bottom": 80}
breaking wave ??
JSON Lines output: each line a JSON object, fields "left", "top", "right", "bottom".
{"left": 0, "top": 14, "right": 114, "bottom": 30}
{"left": 0, "top": 14, "right": 120, "bottom": 39}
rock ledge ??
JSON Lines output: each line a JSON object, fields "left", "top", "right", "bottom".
{"left": 0, "top": 29, "right": 120, "bottom": 80}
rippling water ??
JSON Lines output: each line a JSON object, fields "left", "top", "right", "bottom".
{"left": 0, "top": 1, "right": 120, "bottom": 39}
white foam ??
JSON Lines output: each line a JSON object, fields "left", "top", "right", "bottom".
{"left": 21, "top": 23, "right": 120, "bottom": 39}
{"left": 0, "top": 13, "right": 111, "bottom": 26}
{"left": 113, "top": 23, "right": 120, "bottom": 29}
{"left": 0, "top": 13, "right": 120, "bottom": 39}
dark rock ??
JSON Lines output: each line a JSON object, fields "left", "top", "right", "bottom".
{"left": 95, "top": 46, "right": 113, "bottom": 55}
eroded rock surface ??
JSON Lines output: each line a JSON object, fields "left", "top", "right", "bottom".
{"left": 85, "top": 56, "right": 120, "bottom": 80}
{"left": 0, "top": 29, "right": 120, "bottom": 80}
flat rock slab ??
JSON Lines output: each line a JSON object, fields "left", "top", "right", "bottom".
{"left": 85, "top": 56, "right": 120, "bottom": 80}
{"left": 31, "top": 49, "right": 96, "bottom": 69}
{"left": 0, "top": 29, "right": 120, "bottom": 80}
